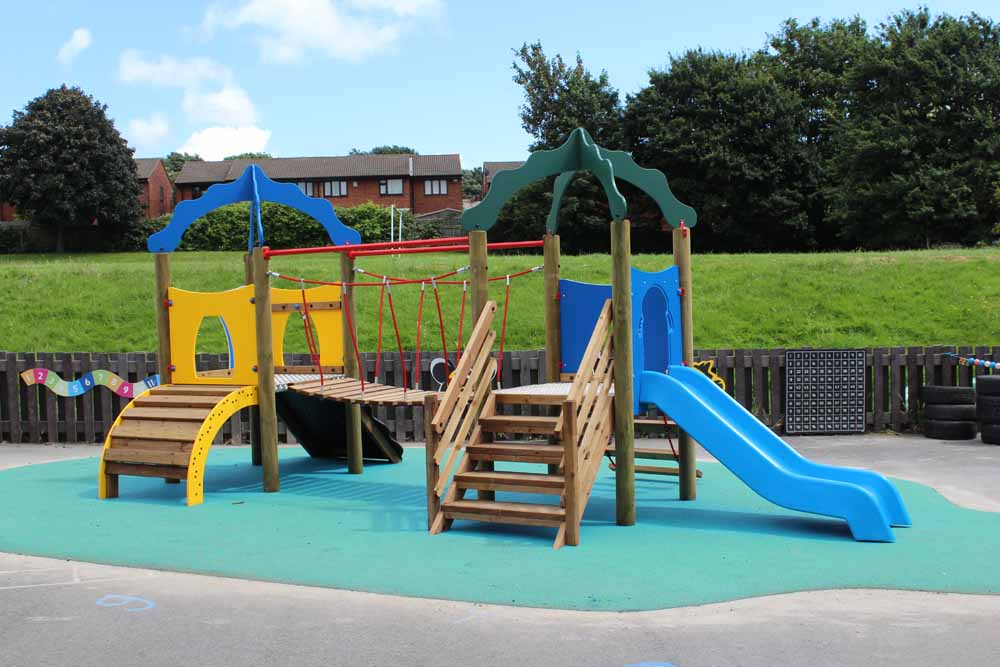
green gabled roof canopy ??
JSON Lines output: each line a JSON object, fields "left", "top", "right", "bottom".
{"left": 462, "top": 128, "right": 697, "bottom": 233}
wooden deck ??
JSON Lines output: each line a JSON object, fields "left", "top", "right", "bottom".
{"left": 288, "top": 377, "right": 433, "bottom": 406}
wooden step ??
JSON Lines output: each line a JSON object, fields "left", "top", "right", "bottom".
{"left": 442, "top": 499, "right": 565, "bottom": 527}
{"left": 466, "top": 442, "right": 563, "bottom": 464}
{"left": 104, "top": 447, "right": 192, "bottom": 467}
{"left": 479, "top": 415, "right": 559, "bottom": 436}
{"left": 151, "top": 385, "right": 240, "bottom": 396}
{"left": 122, "top": 407, "right": 213, "bottom": 422}
{"left": 111, "top": 420, "right": 203, "bottom": 442}
{"left": 134, "top": 394, "right": 224, "bottom": 409}
{"left": 104, "top": 461, "right": 187, "bottom": 479}
{"left": 454, "top": 470, "right": 565, "bottom": 495}
{"left": 608, "top": 446, "right": 678, "bottom": 461}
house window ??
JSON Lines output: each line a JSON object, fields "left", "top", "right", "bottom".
{"left": 424, "top": 179, "right": 448, "bottom": 196}
{"left": 379, "top": 178, "right": 403, "bottom": 196}
{"left": 296, "top": 181, "right": 314, "bottom": 196}
{"left": 324, "top": 180, "right": 348, "bottom": 197}
{"left": 159, "top": 186, "right": 165, "bottom": 207}
{"left": 192, "top": 186, "right": 202, "bottom": 199}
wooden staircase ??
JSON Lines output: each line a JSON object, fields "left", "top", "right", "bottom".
{"left": 98, "top": 384, "right": 258, "bottom": 506}
{"left": 425, "top": 300, "right": 615, "bottom": 548}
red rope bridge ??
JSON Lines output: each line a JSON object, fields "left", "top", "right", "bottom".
{"left": 265, "top": 237, "right": 543, "bottom": 393}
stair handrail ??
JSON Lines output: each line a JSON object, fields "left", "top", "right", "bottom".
{"left": 561, "top": 300, "right": 616, "bottom": 545}
{"left": 425, "top": 301, "right": 499, "bottom": 533}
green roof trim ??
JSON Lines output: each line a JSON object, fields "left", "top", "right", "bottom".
{"left": 462, "top": 128, "right": 697, "bottom": 233}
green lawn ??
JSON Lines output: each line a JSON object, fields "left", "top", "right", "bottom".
{"left": 0, "top": 248, "right": 997, "bottom": 353}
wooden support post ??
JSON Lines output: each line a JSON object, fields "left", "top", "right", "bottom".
{"left": 673, "top": 225, "right": 697, "bottom": 500}
{"left": 467, "top": 229, "right": 493, "bottom": 498}
{"left": 544, "top": 233, "right": 562, "bottom": 382}
{"left": 611, "top": 219, "right": 635, "bottom": 526}
{"left": 340, "top": 252, "right": 364, "bottom": 474}
{"left": 469, "top": 230, "right": 489, "bottom": 319}
{"left": 562, "top": 399, "right": 580, "bottom": 546}
{"left": 154, "top": 254, "right": 172, "bottom": 385}
{"left": 424, "top": 394, "right": 440, "bottom": 530}
{"left": 253, "top": 247, "right": 280, "bottom": 493}
{"left": 244, "top": 253, "right": 262, "bottom": 466}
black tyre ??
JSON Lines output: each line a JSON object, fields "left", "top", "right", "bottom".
{"left": 977, "top": 395, "right": 1000, "bottom": 423}
{"left": 976, "top": 375, "right": 1000, "bottom": 396}
{"left": 980, "top": 422, "right": 1000, "bottom": 445}
{"left": 921, "top": 385, "right": 975, "bottom": 405}
{"left": 924, "top": 404, "right": 977, "bottom": 421}
{"left": 923, "top": 419, "right": 977, "bottom": 440}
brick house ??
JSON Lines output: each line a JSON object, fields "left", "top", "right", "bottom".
{"left": 482, "top": 161, "right": 525, "bottom": 196}
{"left": 0, "top": 158, "right": 171, "bottom": 222}
{"left": 174, "top": 154, "right": 463, "bottom": 217}
{"left": 135, "top": 158, "right": 174, "bottom": 219}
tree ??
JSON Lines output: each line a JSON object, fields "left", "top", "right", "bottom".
{"left": 349, "top": 145, "right": 418, "bottom": 155}
{"left": 224, "top": 152, "right": 272, "bottom": 161}
{"left": 0, "top": 85, "right": 141, "bottom": 251}
{"left": 509, "top": 42, "right": 625, "bottom": 249}
{"left": 766, "top": 16, "right": 874, "bottom": 248}
{"left": 462, "top": 167, "right": 483, "bottom": 200}
{"left": 623, "top": 50, "right": 809, "bottom": 251}
{"left": 512, "top": 41, "right": 623, "bottom": 151}
{"left": 163, "top": 151, "right": 202, "bottom": 180}
{"left": 828, "top": 10, "right": 1000, "bottom": 248}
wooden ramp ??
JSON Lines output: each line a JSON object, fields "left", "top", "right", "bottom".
{"left": 98, "top": 384, "right": 258, "bottom": 506}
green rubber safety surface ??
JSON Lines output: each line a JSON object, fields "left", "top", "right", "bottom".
{"left": 1, "top": 448, "right": 997, "bottom": 611}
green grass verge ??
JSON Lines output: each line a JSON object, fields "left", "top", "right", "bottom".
{"left": 0, "top": 249, "right": 997, "bottom": 353}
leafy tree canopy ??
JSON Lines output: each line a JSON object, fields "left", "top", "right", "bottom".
{"left": 463, "top": 167, "right": 483, "bottom": 200}
{"left": 223, "top": 151, "right": 272, "bottom": 161}
{"left": 163, "top": 151, "right": 202, "bottom": 180}
{"left": 0, "top": 85, "right": 141, "bottom": 250}
{"left": 512, "top": 41, "right": 623, "bottom": 151}
{"left": 349, "top": 145, "right": 419, "bottom": 155}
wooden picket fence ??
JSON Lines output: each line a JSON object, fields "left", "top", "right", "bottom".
{"left": 0, "top": 345, "right": 996, "bottom": 445}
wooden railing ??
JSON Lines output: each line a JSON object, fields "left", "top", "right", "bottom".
{"left": 561, "top": 300, "right": 615, "bottom": 546}
{"left": 424, "top": 301, "right": 498, "bottom": 533}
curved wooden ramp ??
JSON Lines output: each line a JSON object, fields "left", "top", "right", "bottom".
{"left": 98, "top": 384, "right": 258, "bottom": 506}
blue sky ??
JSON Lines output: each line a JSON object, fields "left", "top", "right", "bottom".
{"left": 0, "top": 1, "right": 992, "bottom": 168}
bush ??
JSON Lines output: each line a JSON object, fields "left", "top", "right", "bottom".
{"left": 110, "top": 215, "right": 170, "bottom": 251}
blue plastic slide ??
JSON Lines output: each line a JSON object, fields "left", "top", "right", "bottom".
{"left": 639, "top": 366, "right": 912, "bottom": 542}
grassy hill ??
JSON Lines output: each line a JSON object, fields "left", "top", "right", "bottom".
{"left": 0, "top": 248, "right": 997, "bottom": 353}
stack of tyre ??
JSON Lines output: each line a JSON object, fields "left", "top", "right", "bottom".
{"left": 976, "top": 377, "right": 1000, "bottom": 445}
{"left": 922, "top": 385, "right": 977, "bottom": 440}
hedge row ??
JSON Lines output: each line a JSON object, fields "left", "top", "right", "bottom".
{"left": 2, "top": 202, "right": 444, "bottom": 253}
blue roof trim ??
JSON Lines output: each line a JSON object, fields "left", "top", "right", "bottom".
{"left": 147, "top": 164, "right": 361, "bottom": 253}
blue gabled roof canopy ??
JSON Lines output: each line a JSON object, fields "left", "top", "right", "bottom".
{"left": 147, "top": 165, "right": 361, "bottom": 253}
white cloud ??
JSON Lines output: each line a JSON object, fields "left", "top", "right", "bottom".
{"left": 57, "top": 28, "right": 92, "bottom": 64}
{"left": 118, "top": 49, "right": 232, "bottom": 89}
{"left": 182, "top": 85, "right": 258, "bottom": 126}
{"left": 128, "top": 114, "right": 170, "bottom": 147}
{"left": 178, "top": 126, "right": 271, "bottom": 160}
{"left": 118, "top": 50, "right": 260, "bottom": 127}
{"left": 346, "top": 0, "right": 441, "bottom": 16}
{"left": 202, "top": 0, "right": 442, "bottom": 63}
